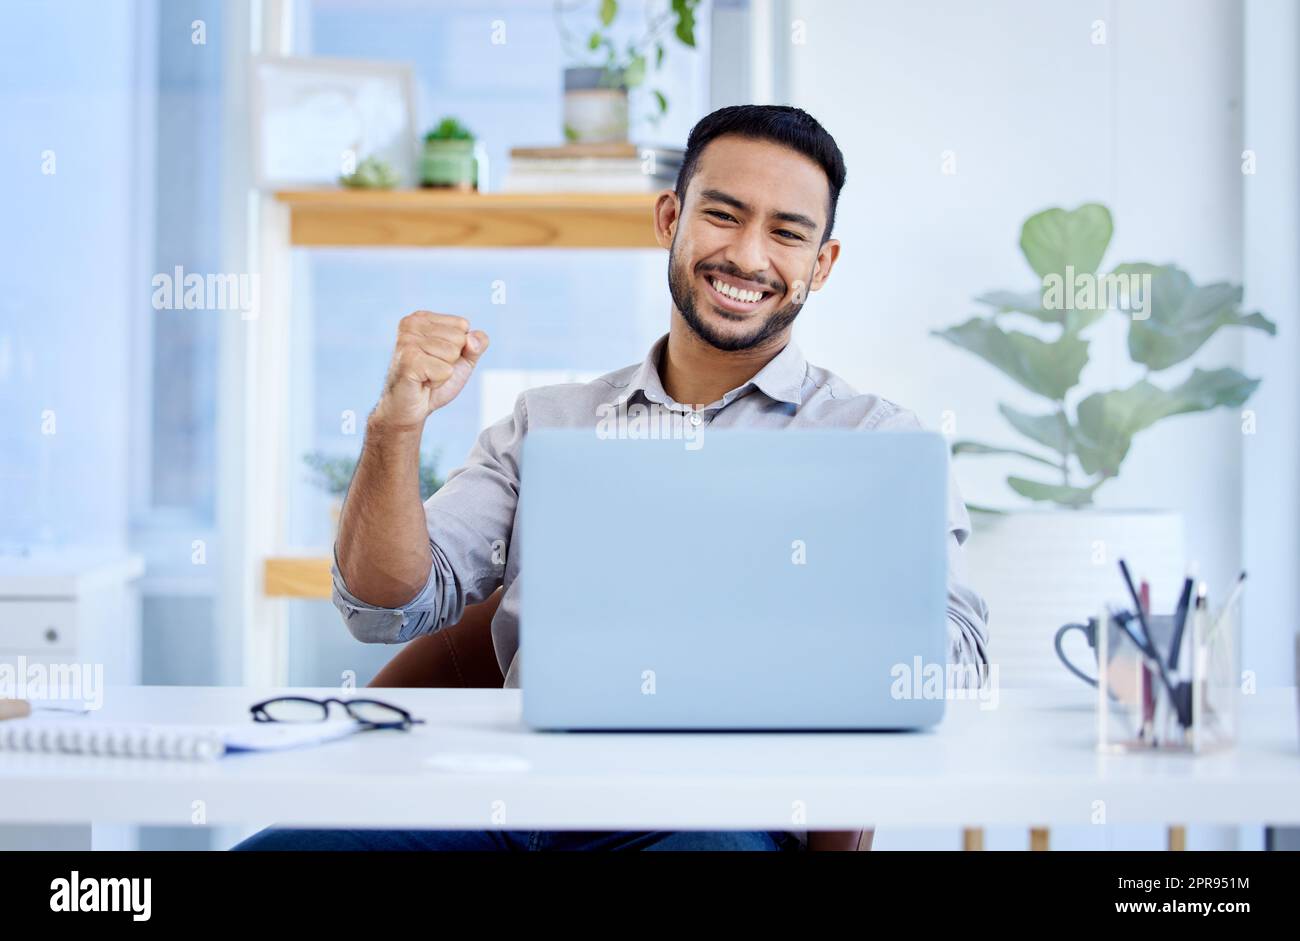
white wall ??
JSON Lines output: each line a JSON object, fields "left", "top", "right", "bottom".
{"left": 782, "top": 0, "right": 1253, "bottom": 631}
{"left": 778, "top": 0, "right": 1266, "bottom": 850}
{"left": 1242, "top": 0, "right": 1300, "bottom": 696}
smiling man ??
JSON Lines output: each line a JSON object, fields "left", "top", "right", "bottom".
{"left": 233, "top": 104, "right": 990, "bottom": 853}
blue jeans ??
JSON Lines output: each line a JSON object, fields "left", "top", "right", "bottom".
{"left": 232, "top": 827, "right": 803, "bottom": 852}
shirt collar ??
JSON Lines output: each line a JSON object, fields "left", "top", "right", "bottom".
{"left": 612, "top": 332, "right": 807, "bottom": 409}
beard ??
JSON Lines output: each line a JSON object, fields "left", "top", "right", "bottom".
{"left": 667, "top": 239, "right": 808, "bottom": 353}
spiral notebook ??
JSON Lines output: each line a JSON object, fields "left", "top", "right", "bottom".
{"left": 0, "top": 718, "right": 359, "bottom": 761}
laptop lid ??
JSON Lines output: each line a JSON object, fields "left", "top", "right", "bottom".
{"left": 518, "top": 429, "right": 949, "bottom": 730}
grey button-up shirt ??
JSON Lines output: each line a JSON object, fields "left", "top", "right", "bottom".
{"left": 333, "top": 332, "right": 991, "bottom": 691}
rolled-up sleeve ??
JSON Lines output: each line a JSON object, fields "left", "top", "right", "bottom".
{"left": 873, "top": 405, "right": 991, "bottom": 687}
{"left": 944, "top": 497, "right": 991, "bottom": 688}
{"left": 332, "top": 393, "right": 527, "bottom": 644}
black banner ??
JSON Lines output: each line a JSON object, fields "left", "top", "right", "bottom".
{"left": 0, "top": 849, "right": 1281, "bottom": 927}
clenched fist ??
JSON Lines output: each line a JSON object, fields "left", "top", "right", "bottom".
{"left": 370, "top": 311, "right": 489, "bottom": 431}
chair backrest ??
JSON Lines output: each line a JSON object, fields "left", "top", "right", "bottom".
{"left": 368, "top": 587, "right": 505, "bottom": 689}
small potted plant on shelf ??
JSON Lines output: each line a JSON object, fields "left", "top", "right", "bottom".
{"left": 339, "top": 155, "right": 400, "bottom": 189}
{"left": 304, "top": 450, "right": 445, "bottom": 534}
{"left": 420, "top": 117, "right": 478, "bottom": 190}
{"left": 554, "top": 0, "right": 701, "bottom": 142}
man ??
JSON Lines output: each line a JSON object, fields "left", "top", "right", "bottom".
{"left": 234, "top": 104, "right": 989, "bottom": 853}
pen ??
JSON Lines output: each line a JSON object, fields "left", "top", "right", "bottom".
{"left": 0, "top": 698, "right": 89, "bottom": 720}
{"left": 1168, "top": 574, "right": 1195, "bottom": 672}
{"left": 1118, "top": 561, "right": 1162, "bottom": 666}
{"left": 1138, "top": 577, "right": 1159, "bottom": 660}
{"left": 1138, "top": 578, "right": 1153, "bottom": 740}
{"left": 1192, "top": 586, "right": 1208, "bottom": 691}
{"left": 1118, "top": 559, "right": 1186, "bottom": 726}
{"left": 1109, "top": 608, "right": 1162, "bottom": 737}
{"left": 1111, "top": 608, "right": 1155, "bottom": 664}
{"left": 1175, "top": 583, "right": 1209, "bottom": 735}
{"left": 0, "top": 699, "right": 31, "bottom": 721}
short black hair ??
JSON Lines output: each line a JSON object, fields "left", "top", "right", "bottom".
{"left": 673, "top": 105, "right": 847, "bottom": 244}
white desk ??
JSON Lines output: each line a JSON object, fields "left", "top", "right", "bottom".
{"left": 1, "top": 686, "right": 1297, "bottom": 830}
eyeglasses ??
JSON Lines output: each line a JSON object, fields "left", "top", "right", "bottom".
{"left": 249, "top": 696, "right": 425, "bottom": 732}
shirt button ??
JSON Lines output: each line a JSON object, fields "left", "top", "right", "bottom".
{"left": 689, "top": 411, "right": 703, "bottom": 426}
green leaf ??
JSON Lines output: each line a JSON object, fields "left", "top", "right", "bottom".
{"left": 655, "top": 42, "right": 665, "bottom": 68}
{"left": 339, "top": 155, "right": 399, "bottom": 189}
{"left": 951, "top": 439, "right": 1060, "bottom": 469}
{"left": 624, "top": 52, "right": 646, "bottom": 88}
{"left": 674, "top": 3, "right": 697, "bottom": 46}
{"left": 975, "top": 287, "right": 1105, "bottom": 334}
{"left": 1071, "top": 367, "right": 1261, "bottom": 477}
{"left": 587, "top": 31, "right": 602, "bottom": 51}
{"left": 931, "top": 317, "right": 1088, "bottom": 401}
{"left": 563, "top": 123, "right": 579, "bottom": 142}
{"left": 1020, "top": 203, "right": 1113, "bottom": 281}
{"left": 997, "top": 403, "right": 1069, "bottom": 456}
{"left": 1114, "top": 263, "right": 1279, "bottom": 370}
{"left": 653, "top": 89, "right": 668, "bottom": 114}
{"left": 1007, "top": 476, "right": 1102, "bottom": 508}
{"left": 425, "top": 117, "right": 473, "bottom": 141}
{"left": 599, "top": 0, "right": 617, "bottom": 28}
{"left": 976, "top": 289, "right": 1046, "bottom": 315}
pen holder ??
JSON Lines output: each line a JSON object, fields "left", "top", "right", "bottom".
{"left": 1096, "top": 598, "right": 1240, "bottom": 754}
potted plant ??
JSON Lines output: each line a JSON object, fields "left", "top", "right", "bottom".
{"left": 339, "top": 155, "right": 400, "bottom": 189}
{"left": 304, "top": 450, "right": 445, "bottom": 535}
{"left": 932, "top": 203, "right": 1276, "bottom": 686}
{"left": 554, "top": 0, "right": 701, "bottom": 142}
{"left": 420, "top": 117, "right": 477, "bottom": 190}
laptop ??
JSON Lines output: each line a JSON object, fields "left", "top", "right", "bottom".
{"left": 518, "top": 429, "right": 950, "bottom": 731}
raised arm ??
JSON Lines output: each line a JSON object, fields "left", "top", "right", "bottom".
{"left": 336, "top": 312, "right": 489, "bottom": 608}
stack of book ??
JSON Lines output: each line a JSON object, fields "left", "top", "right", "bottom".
{"left": 502, "top": 142, "right": 684, "bottom": 193}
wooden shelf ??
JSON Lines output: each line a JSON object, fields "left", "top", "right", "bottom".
{"left": 274, "top": 189, "right": 663, "bottom": 249}
{"left": 260, "top": 189, "right": 662, "bottom": 605}
{"left": 264, "top": 556, "right": 332, "bottom": 599}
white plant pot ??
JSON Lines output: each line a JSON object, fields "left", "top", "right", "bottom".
{"left": 563, "top": 67, "right": 629, "bottom": 143}
{"left": 963, "top": 509, "right": 1185, "bottom": 689}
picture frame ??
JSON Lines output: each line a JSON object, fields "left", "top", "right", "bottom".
{"left": 250, "top": 55, "right": 417, "bottom": 189}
